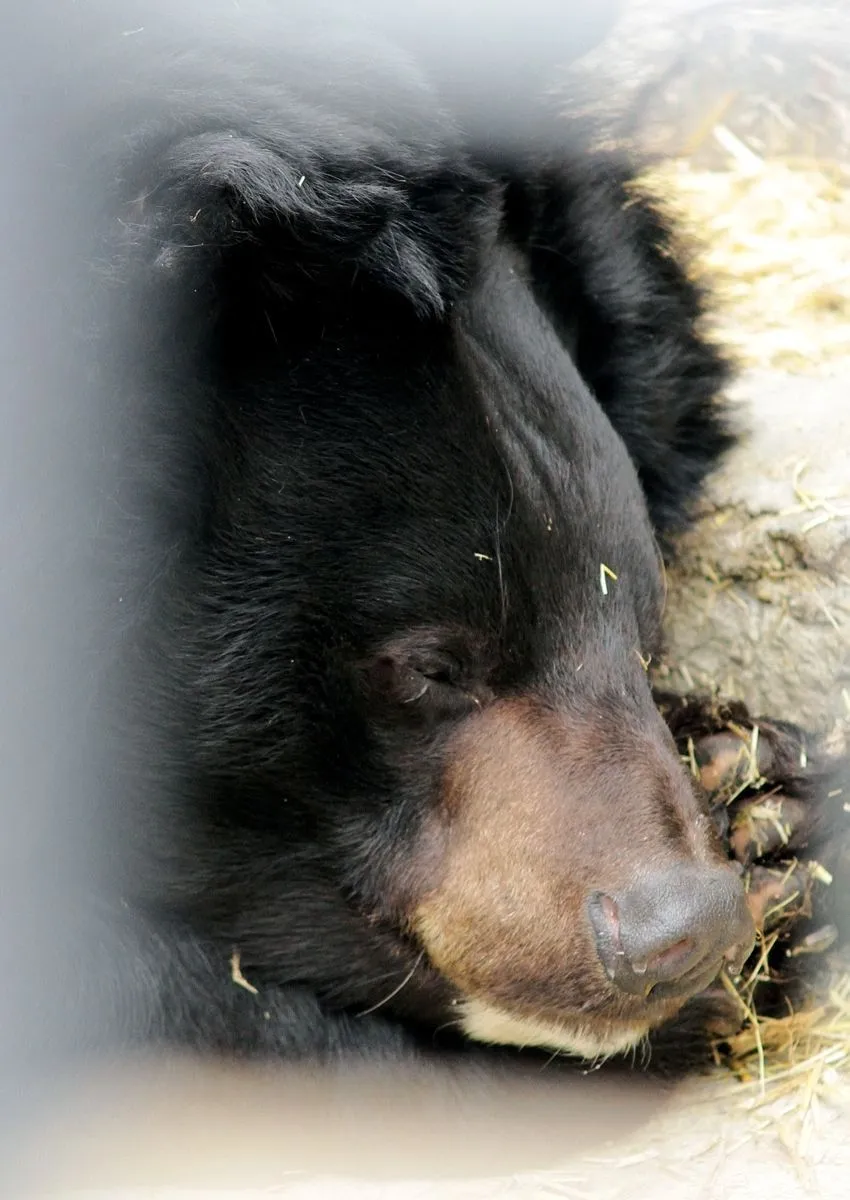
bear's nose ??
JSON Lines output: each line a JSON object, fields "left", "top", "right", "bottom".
{"left": 587, "top": 866, "right": 756, "bottom": 1001}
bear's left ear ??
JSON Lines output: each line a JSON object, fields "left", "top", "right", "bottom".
{"left": 118, "top": 124, "right": 493, "bottom": 327}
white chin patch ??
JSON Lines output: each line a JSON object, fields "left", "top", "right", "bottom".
{"left": 460, "top": 999, "right": 646, "bottom": 1061}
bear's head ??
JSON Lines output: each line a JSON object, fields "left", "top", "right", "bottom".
{"left": 105, "top": 29, "right": 751, "bottom": 1061}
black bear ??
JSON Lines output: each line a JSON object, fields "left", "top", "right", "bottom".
{"left": 3, "top": 1, "right": 843, "bottom": 1072}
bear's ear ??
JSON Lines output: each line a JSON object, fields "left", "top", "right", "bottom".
{"left": 502, "top": 157, "right": 734, "bottom": 538}
{"left": 117, "top": 126, "right": 492, "bottom": 332}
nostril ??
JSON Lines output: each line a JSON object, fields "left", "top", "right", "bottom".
{"left": 639, "top": 936, "right": 696, "bottom": 980}
{"left": 592, "top": 894, "right": 624, "bottom": 971}
{"left": 599, "top": 894, "right": 621, "bottom": 943}
{"left": 589, "top": 893, "right": 628, "bottom": 983}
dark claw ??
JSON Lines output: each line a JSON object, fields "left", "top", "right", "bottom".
{"left": 694, "top": 729, "right": 777, "bottom": 798}
{"left": 744, "top": 863, "right": 813, "bottom": 934}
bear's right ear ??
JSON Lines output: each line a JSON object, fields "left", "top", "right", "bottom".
{"left": 116, "top": 124, "right": 493, "bottom": 336}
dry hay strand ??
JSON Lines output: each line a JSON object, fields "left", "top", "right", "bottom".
{"left": 716, "top": 867, "right": 850, "bottom": 1150}
{"left": 641, "top": 154, "right": 850, "bottom": 373}
{"left": 719, "top": 967, "right": 850, "bottom": 1086}
{"left": 705, "top": 963, "right": 850, "bottom": 1162}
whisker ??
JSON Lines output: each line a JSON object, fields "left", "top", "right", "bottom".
{"left": 492, "top": 444, "right": 514, "bottom": 634}
{"left": 355, "top": 951, "right": 424, "bottom": 1018}
{"left": 431, "top": 1018, "right": 465, "bottom": 1043}
{"left": 640, "top": 1035, "right": 653, "bottom": 1070}
{"left": 494, "top": 497, "right": 507, "bottom": 632}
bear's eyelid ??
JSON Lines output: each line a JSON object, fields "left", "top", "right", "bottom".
{"left": 415, "top": 656, "right": 460, "bottom": 686}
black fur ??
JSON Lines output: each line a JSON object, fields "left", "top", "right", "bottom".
{"left": 5, "top": 3, "right": 746, "bottom": 1070}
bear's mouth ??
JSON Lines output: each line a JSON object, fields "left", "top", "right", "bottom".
{"left": 393, "top": 927, "right": 706, "bottom": 1063}
{"left": 401, "top": 908, "right": 729, "bottom": 1061}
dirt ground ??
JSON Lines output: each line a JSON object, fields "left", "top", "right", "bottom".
{"left": 656, "top": 367, "right": 850, "bottom": 734}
